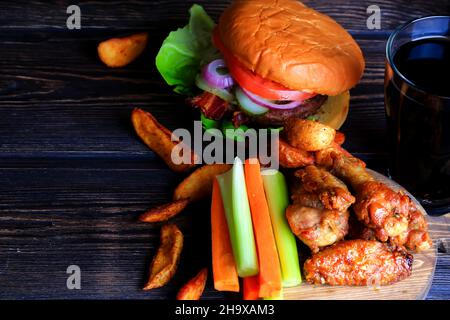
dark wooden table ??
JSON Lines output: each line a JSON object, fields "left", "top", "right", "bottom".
{"left": 1, "top": 0, "right": 449, "bottom": 300}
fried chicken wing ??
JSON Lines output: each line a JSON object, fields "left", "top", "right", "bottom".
{"left": 286, "top": 205, "right": 349, "bottom": 252}
{"left": 279, "top": 139, "right": 315, "bottom": 168}
{"left": 316, "top": 146, "right": 432, "bottom": 251}
{"left": 391, "top": 210, "right": 432, "bottom": 251}
{"left": 334, "top": 131, "right": 346, "bottom": 146}
{"left": 290, "top": 186, "right": 323, "bottom": 208}
{"left": 286, "top": 166, "right": 353, "bottom": 252}
{"left": 294, "top": 165, "right": 355, "bottom": 212}
{"left": 303, "top": 240, "right": 413, "bottom": 286}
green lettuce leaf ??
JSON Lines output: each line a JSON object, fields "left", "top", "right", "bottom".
{"left": 155, "top": 4, "right": 219, "bottom": 95}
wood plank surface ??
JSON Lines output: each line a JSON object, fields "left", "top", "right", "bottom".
{"left": 0, "top": 0, "right": 449, "bottom": 300}
{"left": 0, "top": 0, "right": 448, "bottom": 31}
{"left": 0, "top": 159, "right": 231, "bottom": 299}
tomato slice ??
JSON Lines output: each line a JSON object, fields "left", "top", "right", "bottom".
{"left": 212, "top": 28, "right": 316, "bottom": 101}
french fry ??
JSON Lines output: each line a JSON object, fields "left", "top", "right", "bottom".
{"left": 176, "top": 268, "right": 208, "bottom": 300}
{"left": 173, "top": 164, "right": 232, "bottom": 202}
{"left": 139, "top": 199, "right": 189, "bottom": 223}
{"left": 278, "top": 139, "right": 314, "bottom": 168}
{"left": 131, "top": 108, "right": 197, "bottom": 172}
{"left": 285, "top": 119, "right": 336, "bottom": 152}
{"left": 98, "top": 32, "right": 148, "bottom": 68}
{"left": 143, "top": 224, "right": 184, "bottom": 290}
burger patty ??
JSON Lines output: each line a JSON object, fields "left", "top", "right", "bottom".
{"left": 252, "top": 94, "right": 328, "bottom": 127}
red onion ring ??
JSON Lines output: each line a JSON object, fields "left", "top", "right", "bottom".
{"left": 241, "top": 88, "right": 304, "bottom": 110}
{"left": 202, "top": 59, "right": 234, "bottom": 89}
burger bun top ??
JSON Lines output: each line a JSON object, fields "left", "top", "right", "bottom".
{"left": 218, "top": 0, "right": 365, "bottom": 96}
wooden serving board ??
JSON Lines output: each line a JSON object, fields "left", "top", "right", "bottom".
{"left": 284, "top": 170, "right": 449, "bottom": 300}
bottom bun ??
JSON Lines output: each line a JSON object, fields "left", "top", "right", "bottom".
{"left": 315, "top": 91, "right": 350, "bottom": 129}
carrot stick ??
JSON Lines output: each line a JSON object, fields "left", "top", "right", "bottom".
{"left": 243, "top": 276, "right": 260, "bottom": 300}
{"left": 211, "top": 178, "right": 240, "bottom": 292}
{"left": 244, "top": 158, "right": 282, "bottom": 298}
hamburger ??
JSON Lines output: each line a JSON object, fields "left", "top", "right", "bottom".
{"left": 156, "top": 0, "right": 365, "bottom": 129}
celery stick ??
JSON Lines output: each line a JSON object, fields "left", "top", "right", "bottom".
{"left": 263, "top": 290, "right": 284, "bottom": 300}
{"left": 261, "top": 169, "right": 302, "bottom": 287}
{"left": 216, "top": 157, "right": 259, "bottom": 277}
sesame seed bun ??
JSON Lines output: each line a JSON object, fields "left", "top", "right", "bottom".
{"left": 217, "top": 0, "right": 365, "bottom": 96}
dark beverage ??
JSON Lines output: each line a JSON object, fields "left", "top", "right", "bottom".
{"left": 385, "top": 36, "right": 450, "bottom": 211}
{"left": 393, "top": 38, "right": 450, "bottom": 96}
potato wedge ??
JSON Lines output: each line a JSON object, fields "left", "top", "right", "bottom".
{"left": 285, "top": 119, "right": 336, "bottom": 152}
{"left": 139, "top": 199, "right": 189, "bottom": 223}
{"left": 98, "top": 32, "right": 148, "bottom": 68}
{"left": 173, "top": 164, "right": 232, "bottom": 202}
{"left": 144, "top": 224, "right": 183, "bottom": 290}
{"left": 132, "top": 108, "right": 197, "bottom": 172}
{"left": 279, "top": 139, "right": 314, "bottom": 168}
{"left": 176, "top": 268, "right": 208, "bottom": 300}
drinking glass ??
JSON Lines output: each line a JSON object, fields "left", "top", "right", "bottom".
{"left": 384, "top": 16, "right": 450, "bottom": 214}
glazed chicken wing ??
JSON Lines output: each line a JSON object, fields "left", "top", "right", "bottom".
{"left": 303, "top": 239, "right": 413, "bottom": 286}
{"left": 316, "top": 146, "right": 432, "bottom": 251}
{"left": 286, "top": 166, "right": 354, "bottom": 252}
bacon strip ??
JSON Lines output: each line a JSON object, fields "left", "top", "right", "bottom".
{"left": 190, "top": 91, "right": 229, "bottom": 120}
